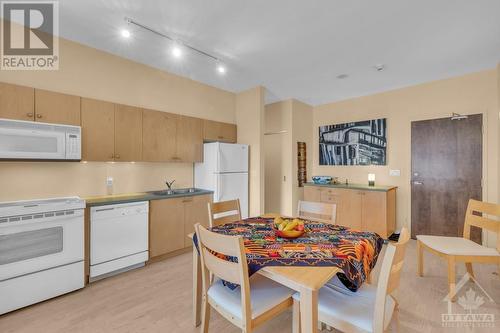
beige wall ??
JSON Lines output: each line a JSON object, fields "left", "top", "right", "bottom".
{"left": 0, "top": 32, "right": 236, "bottom": 202}
{"left": 313, "top": 69, "right": 499, "bottom": 245}
{"left": 291, "top": 100, "right": 313, "bottom": 214}
{"left": 236, "top": 87, "right": 266, "bottom": 216}
{"left": 264, "top": 99, "right": 313, "bottom": 216}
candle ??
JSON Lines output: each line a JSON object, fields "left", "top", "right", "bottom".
{"left": 368, "top": 173, "right": 376, "bottom": 186}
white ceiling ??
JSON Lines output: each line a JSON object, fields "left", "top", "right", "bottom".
{"left": 52, "top": 1, "right": 500, "bottom": 104}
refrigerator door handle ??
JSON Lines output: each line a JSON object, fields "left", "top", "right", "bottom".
{"left": 217, "top": 176, "right": 222, "bottom": 202}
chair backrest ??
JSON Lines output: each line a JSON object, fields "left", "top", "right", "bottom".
{"left": 208, "top": 199, "right": 242, "bottom": 227}
{"left": 373, "top": 227, "right": 410, "bottom": 333}
{"left": 297, "top": 200, "right": 336, "bottom": 224}
{"left": 463, "top": 199, "right": 500, "bottom": 251}
{"left": 195, "top": 223, "right": 252, "bottom": 325}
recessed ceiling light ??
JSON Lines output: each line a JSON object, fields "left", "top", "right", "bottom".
{"left": 216, "top": 64, "right": 226, "bottom": 74}
{"left": 374, "top": 64, "right": 385, "bottom": 72}
{"left": 336, "top": 74, "right": 349, "bottom": 79}
{"left": 121, "top": 29, "right": 131, "bottom": 38}
{"left": 171, "top": 45, "right": 182, "bottom": 58}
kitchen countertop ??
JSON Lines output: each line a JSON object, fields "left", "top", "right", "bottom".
{"left": 84, "top": 188, "right": 214, "bottom": 207}
{"left": 304, "top": 182, "right": 397, "bottom": 192}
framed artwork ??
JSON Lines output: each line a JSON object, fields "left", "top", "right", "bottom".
{"left": 319, "top": 118, "right": 387, "bottom": 165}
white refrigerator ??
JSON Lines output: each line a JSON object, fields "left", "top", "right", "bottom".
{"left": 195, "top": 142, "right": 249, "bottom": 218}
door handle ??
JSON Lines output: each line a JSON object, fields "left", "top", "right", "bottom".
{"left": 413, "top": 181, "right": 423, "bottom": 185}
{"left": 36, "top": 114, "right": 42, "bottom": 119}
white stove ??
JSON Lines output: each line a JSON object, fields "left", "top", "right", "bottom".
{"left": 0, "top": 197, "right": 85, "bottom": 315}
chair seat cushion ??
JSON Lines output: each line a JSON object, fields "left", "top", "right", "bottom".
{"left": 293, "top": 276, "right": 395, "bottom": 332}
{"left": 417, "top": 235, "right": 500, "bottom": 256}
{"left": 207, "top": 273, "right": 293, "bottom": 320}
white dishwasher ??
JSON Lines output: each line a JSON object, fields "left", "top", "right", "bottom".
{"left": 90, "top": 201, "right": 148, "bottom": 281}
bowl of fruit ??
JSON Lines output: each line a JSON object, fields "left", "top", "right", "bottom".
{"left": 273, "top": 217, "right": 306, "bottom": 239}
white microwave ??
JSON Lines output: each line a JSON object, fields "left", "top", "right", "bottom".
{"left": 0, "top": 118, "right": 81, "bottom": 160}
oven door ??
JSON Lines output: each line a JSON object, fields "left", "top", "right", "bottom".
{"left": 0, "top": 210, "right": 84, "bottom": 281}
{"left": 0, "top": 127, "right": 66, "bottom": 160}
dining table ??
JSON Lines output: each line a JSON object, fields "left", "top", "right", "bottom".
{"left": 190, "top": 216, "right": 384, "bottom": 333}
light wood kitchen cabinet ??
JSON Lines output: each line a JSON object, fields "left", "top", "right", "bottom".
{"left": 203, "top": 119, "right": 237, "bottom": 143}
{"left": 34, "top": 89, "right": 80, "bottom": 125}
{"left": 150, "top": 198, "right": 186, "bottom": 257}
{"left": 81, "top": 98, "right": 115, "bottom": 161}
{"left": 149, "top": 194, "right": 212, "bottom": 258}
{"left": 177, "top": 116, "right": 203, "bottom": 162}
{"left": 114, "top": 104, "right": 143, "bottom": 161}
{"left": 142, "top": 109, "right": 178, "bottom": 162}
{"left": 304, "top": 185, "right": 396, "bottom": 238}
{"left": 0, "top": 82, "right": 35, "bottom": 121}
{"left": 183, "top": 194, "right": 212, "bottom": 247}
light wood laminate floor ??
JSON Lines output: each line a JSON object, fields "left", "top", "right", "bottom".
{"left": 1, "top": 240, "right": 499, "bottom": 333}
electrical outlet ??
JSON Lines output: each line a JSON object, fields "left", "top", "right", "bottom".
{"left": 389, "top": 169, "right": 401, "bottom": 177}
{"left": 106, "top": 177, "right": 114, "bottom": 186}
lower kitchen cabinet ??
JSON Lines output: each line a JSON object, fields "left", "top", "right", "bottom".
{"left": 304, "top": 185, "right": 396, "bottom": 238}
{"left": 183, "top": 194, "right": 212, "bottom": 247}
{"left": 149, "top": 194, "right": 212, "bottom": 259}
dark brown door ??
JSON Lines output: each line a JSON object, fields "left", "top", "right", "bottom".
{"left": 411, "top": 114, "right": 482, "bottom": 242}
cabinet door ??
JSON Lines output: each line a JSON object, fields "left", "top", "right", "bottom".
{"left": 361, "top": 191, "right": 387, "bottom": 237}
{"left": 142, "top": 109, "right": 177, "bottom": 162}
{"left": 304, "top": 186, "right": 321, "bottom": 202}
{"left": 319, "top": 188, "right": 343, "bottom": 222}
{"left": 34, "top": 89, "right": 80, "bottom": 125}
{"left": 150, "top": 198, "right": 185, "bottom": 258}
{"left": 177, "top": 116, "right": 203, "bottom": 162}
{"left": 183, "top": 194, "right": 212, "bottom": 247}
{"left": 338, "top": 190, "right": 362, "bottom": 230}
{"left": 81, "top": 98, "right": 115, "bottom": 161}
{"left": 0, "top": 82, "right": 34, "bottom": 121}
{"left": 114, "top": 104, "right": 142, "bottom": 161}
{"left": 203, "top": 120, "right": 237, "bottom": 143}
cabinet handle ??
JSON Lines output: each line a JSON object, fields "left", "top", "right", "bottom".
{"left": 110, "top": 154, "right": 114, "bottom": 159}
{"left": 36, "top": 114, "right": 42, "bottom": 119}
{"left": 115, "top": 154, "right": 120, "bottom": 159}
{"left": 182, "top": 199, "right": 193, "bottom": 203}
{"left": 217, "top": 136, "right": 224, "bottom": 139}
{"left": 26, "top": 112, "right": 34, "bottom": 118}
{"left": 171, "top": 156, "right": 181, "bottom": 161}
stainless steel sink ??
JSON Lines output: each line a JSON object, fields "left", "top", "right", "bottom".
{"left": 148, "top": 188, "right": 199, "bottom": 196}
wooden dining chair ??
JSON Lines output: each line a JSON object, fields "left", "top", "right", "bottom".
{"left": 417, "top": 199, "right": 500, "bottom": 300}
{"left": 297, "top": 200, "right": 336, "bottom": 224}
{"left": 208, "top": 199, "right": 242, "bottom": 227}
{"left": 292, "top": 227, "right": 410, "bottom": 333}
{"left": 195, "top": 224, "right": 294, "bottom": 333}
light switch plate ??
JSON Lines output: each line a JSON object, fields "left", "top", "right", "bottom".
{"left": 106, "top": 177, "right": 114, "bottom": 186}
{"left": 389, "top": 169, "right": 401, "bottom": 177}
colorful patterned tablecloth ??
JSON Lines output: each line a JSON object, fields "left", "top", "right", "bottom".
{"left": 195, "top": 217, "right": 384, "bottom": 291}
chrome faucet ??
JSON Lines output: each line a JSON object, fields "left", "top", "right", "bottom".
{"left": 165, "top": 180, "right": 175, "bottom": 191}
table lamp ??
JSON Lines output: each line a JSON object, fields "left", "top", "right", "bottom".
{"left": 368, "top": 173, "right": 375, "bottom": 187}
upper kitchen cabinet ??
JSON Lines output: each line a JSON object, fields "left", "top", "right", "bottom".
{"left": 114, "top": 104, "right": 143, "bottom": 162}
{"left": 0, "top": 82, "right": 35, "bottom": 121}
{"left": 203, "top": 119, "right": 237, "bottom": 143}
{"left": 142, "top": 109, "right": 177, "bottom": 162}
{"left": 81, "top": 98, "right": 115, "bottom": 161}
{"left": 177, "top": 116, "right": 203, "bottom": 162}
{"left": 34, "top": 89, "right": 80, "bottom": 125}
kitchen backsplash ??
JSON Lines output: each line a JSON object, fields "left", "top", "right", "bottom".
{"left": 0, "top": 162, "right": 193, "bottom": 201}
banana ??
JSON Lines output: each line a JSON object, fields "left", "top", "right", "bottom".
{"left": 278, "top": 221, "right": 287, "bottom": 230}
{"left": 284, "top": 220, "right": 298, "bottom": 231}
